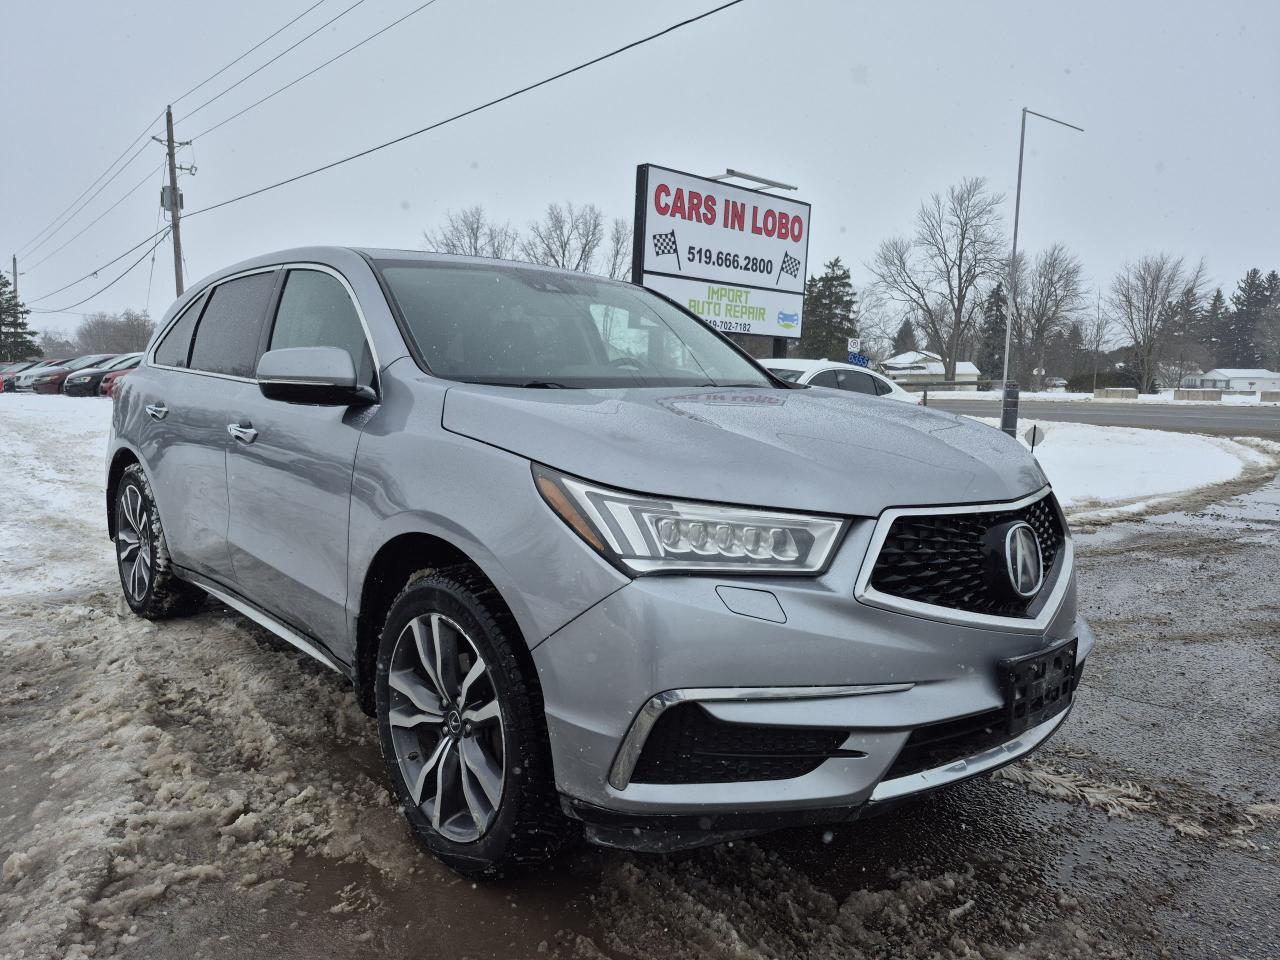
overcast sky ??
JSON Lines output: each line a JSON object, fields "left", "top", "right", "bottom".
{"left": 3, "top": 0, "right": 1277, "bottom": 335}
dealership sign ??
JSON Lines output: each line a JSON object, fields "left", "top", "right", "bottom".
{"left": 631, "top": 164, "right": 811, "bottom": 339}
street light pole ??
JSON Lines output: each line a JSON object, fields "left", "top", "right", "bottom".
{"left": 1000, "top": 107, "right": 1084, "bottom": 399}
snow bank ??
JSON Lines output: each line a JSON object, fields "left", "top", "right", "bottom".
{"left": 969, "top": 417, "right": 1276, "bottom": 517}
{"left": 952, "top": 388, "right": 1280, "bottom": 405}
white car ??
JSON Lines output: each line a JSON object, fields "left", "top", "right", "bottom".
{"left": 764, "top": 358, "right": 922, "bottom": 404}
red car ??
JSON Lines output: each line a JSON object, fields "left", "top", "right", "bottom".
{"left": 99, "top": 366, "right": 136, "bottom": 397}
{"left": 2, "top": 358, "right": 66, "bottom": 392}
{"left": 24, "top": 354, "right": 118, "bottom": 394}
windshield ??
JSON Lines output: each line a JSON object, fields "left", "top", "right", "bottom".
{"left": 66, "top": 355, "right": 111, "bottom": 371}
{"left": 105, "top": 354, "right": 141, "bottom": 370}
{"left": 375, "top": 260, "right": 774, "bottom": 389}
{"left": 765, "top": 367, "right": 804, "bottom": 382}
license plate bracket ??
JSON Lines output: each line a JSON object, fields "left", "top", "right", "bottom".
{"left": 999, "top": 638, "right": 1077, "bottom": 737}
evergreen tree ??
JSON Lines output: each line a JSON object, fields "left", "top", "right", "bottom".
{"left": 1265, "top": 270, "right": 1280, "bottom": 308}
{"left": 1226, "top": 268, "right": 1268, "bottom": 367}
{"left": 973, "top": 283, "right": 1007, "bottom": 383}
{"left": 890, "top": 319, "right": 918, "bottom": 356}
{"left": 796, "top": 258, "right": 858, "bottom": 360}
{"left": 0, "top": 272, "right": 38, "bottom": 362}
{"left": 1064, "top": 321, "right": 1086, "bottom": 378}
{"left": 1200, "top": 288, "right": 1227, "bottom": 366}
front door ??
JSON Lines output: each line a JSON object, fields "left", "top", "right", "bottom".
{"left": 225, "top": 267, "right": 376, "bottom": 650}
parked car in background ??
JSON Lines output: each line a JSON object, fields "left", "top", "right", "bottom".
{"left": 1045, "top": 377, "right": 1069, "bottom": 389}
{"left": 63, "top": 353, "right": 142, "bottom": 396}
{"left": 100, "top": 366, "right": 137, "bottom": 398}
{"left": 3, "top": 358, "right": 67, "bottom": 392}
{"left": 0, "top": 360, "right": 40, "bottom": 390}
{"left": 19, "top": 354, "right": 118, "bottom": 394}
{"left": 107, "top": 247, "right": 1088, "bottom": 878}
{"left": 763, "top": 358, "right": 922, "bottom": 403}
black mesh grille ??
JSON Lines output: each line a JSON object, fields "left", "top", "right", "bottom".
{"left": 882, "top": 708, "right": 1010, "bottom": 781}
{"left": 630, "top": 704, "right": 853, "bottom": 785}
{"left": 868, "top": 493, "right": 1065, "bottom": 617}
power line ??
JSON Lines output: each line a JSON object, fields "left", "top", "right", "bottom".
{"left": 179, "top": 0, "right": 371, "bottom": 124}
{"left": 26, "top": 160, "right": 167, "bottom": 271}
{"left": 191, "top": 0, "right": 443, "bottom": 143}
{"left": 29, "top": 229, "right": 172, "bottom": 314}
{"left": 15, "top": 0, "right": 328, "bottom": 258}
{"left": 171, "top": 0, "right": 329, "bottom": 107}
{"left": 187, "top": 0, "right": 746, "bottom": 219}
{"left": 26, "top": 0, "right": 746, "bottom": 308}
{"left": 16, "top": 113, "right": 163, "bottom": 256}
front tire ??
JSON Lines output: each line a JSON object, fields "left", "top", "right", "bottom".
{"left": 114, "top": 463, "right": 205, "bottom": 619}
{"left": 375, "top": 567, "right": 567, "bottom": 878}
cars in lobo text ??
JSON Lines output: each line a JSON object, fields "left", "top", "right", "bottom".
{"left": 3, "top": 358, "right": 65, "bottom": 392}
{"left": 764, "top": 357, "right": 922, "bottom": 403}
{"left": 20, "top": 354, "right": 118, "bottom": 393}
{"left": 107, "top": 247, "right": 1091, "bottom": 878}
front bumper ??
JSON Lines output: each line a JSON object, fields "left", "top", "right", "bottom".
{"left": 532, "top": 515, "right": 1091, "bottom": 833}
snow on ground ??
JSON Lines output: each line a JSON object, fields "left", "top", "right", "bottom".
{"left": 968, "top": 416, "right": 1278, "bottom": 519}
{"left": 952, "top": 388, "right": 1280, "bottom": 405}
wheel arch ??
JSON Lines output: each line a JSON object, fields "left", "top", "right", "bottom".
{"left": 353, "top": 532, "right": 537, "bottom": 717}
{"left": 106, "top": 446, "right": 142, "bottom": 539}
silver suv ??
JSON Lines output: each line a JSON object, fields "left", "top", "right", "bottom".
{"left": 107, "top": 247, "right": 1092, "bottom": 877}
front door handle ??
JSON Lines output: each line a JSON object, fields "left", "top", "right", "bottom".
{"left": 227, "top": 422, "right": 258, "bottom": 444}
{"left": 145, "top": 403, "right": 168, "bottom": 421}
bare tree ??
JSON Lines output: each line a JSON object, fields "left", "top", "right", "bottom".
{"left": 604, "top": 217, "right": 633, "bottom": 280}
{"left": 1106, "top": 254, "right": 1207, "bottom": 392}
{"left": 518, "top": 202, "right": 606, "bottom": 273}
{"left": 1006, "top": 243, "right": 1086, "bottom": 387}
{"left": 423, "top": 205, "right": 518, "bottom": 260}
{"left": 74, "top": 309, "right": 155, "bottom": 353}
{"left": 38, "top": 329, "right": 77, "bottom": 357}
{"left": 1082, "top": 294, "right": 1112, "bottom": 393}
{"left": 870, "top": 177, "right": 1005, "bottom": 379}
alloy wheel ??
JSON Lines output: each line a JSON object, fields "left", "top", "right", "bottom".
{"left": 388, "top": 613, "right": 505, "bottom": 842}
{"left": 117, "top": 485, "right": 153, "bottom": 602}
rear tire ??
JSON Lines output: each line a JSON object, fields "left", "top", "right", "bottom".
{"left": 374, "top": 567, "right": 568, "bottom": 878}
{"left": 114, "top": 463, "right": 205, "bottom": 619}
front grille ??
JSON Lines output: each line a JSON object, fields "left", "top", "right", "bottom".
{"left": 882, "top": 707, "right": 1010, "bottom": 781}
{"left": 630, "top": 704, "right": 853, "bottom": 784}
{"left": 868, "top": 492, "right": 1065, "bottom": 617}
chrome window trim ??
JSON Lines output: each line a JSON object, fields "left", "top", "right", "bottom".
{"left": 869, "top": 705, "right": 1071, "bottom": 802}
{"left": 853, "top": 487, "right": 1073, "bottom": 635}
{"left": 608, "top": 682, "right": 915, "bottom": 791}
{"left": 146, "top": 261, "right": 382, "bottom": 394}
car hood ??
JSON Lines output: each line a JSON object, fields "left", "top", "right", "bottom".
{"left": 441, "top": 384, "right": 1047, "bottom": 516}
{"left": 23, "top": 366, "right": 69, "bottom": 378}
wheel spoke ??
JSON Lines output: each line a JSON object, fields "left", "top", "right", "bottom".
{"left": 388, "top": 700, "right": 444, "bottom": 729}
{"left": 430, "top": 740, "right": 460, "bottom": 830}
{"left": 431, "top": 614, "right": 460, "bottom": 701}
{"left": 410, "top": 617, "right": 449, "bottom": 702}
{"left": 459, "top": 755, "right": 492, "bottom": 834}
{"left": 462, "top": 699, "right": 500, "bottom": 725}
{"left": 460, "top": 737, "right": 503, "bottom": 809}
{"left": 458, "top": 657, "right": 486, "bottom": 707}
{"left": 117, "top": 533, "right": 139, "bottom": 562}
{"left": 389, "top": 667, "right": 444, "bottom": 714}
{"left": 124, "top": 486, "right": 143, "bottom": 534}
{"left": 410, "top": 736, "right": 451, "bottom": 806}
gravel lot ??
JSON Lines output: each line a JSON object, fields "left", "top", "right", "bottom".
{"left": 2, "top": 400, "right": 1278, "bottom": 960}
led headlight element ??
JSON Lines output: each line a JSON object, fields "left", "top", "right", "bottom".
{"left": 533, "top": 465, "right": 844, "bottom": 575}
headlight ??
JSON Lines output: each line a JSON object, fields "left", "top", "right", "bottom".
{"left": 533, "top": 464, "right": 845, "bottom": 575}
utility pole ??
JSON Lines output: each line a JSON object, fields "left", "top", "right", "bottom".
{"left": 163, "top": 106, "right": 184, "bottom": 297}
{"left": 10, "top": 255, "right": 16, "bottom": 298}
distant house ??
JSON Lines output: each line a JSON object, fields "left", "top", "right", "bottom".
{"left": 1197, "top": 368, "right": 1280, "bottom": 391}
{"left": 881, "top": 350, "right": 981, "bottom": 391}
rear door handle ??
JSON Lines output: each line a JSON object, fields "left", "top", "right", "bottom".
{"left": 227, "top": 422, "right": 258, "bottom": 444}
{"left": 145, "top": 403, "right": 168, "bottom": 421}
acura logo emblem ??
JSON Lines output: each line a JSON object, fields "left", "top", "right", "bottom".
{"left": 1004, "top": 522, "right": 1044, "bottom": 598}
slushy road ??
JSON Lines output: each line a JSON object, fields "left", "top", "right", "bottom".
{"left": 926, "top": 396, "right": 1280, "bottom": 439}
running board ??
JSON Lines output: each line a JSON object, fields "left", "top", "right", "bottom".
{"left": 183, "top": 572, "right": 347, "bottom": 676}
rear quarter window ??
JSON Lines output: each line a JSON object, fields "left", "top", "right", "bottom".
{"left": 153, "top": 294, "right": 206, "bottom": 368}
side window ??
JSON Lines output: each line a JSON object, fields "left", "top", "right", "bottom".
{"left": 873, "top": 377, "right": 893, "bottom": 396}
{"left": 269, "top": 270, "right": 373, "bottom": 385}
{"left": 153, "top": 293, "right": 206, "bottom": 368}
{"left": 837, "top": 369, "right": 878, "bottom": 395}
{"left": 189, "top": 271, "right": 277, "bottom": 378}
{"left": 808, "top": 369, "right": 839, "bottom": 388}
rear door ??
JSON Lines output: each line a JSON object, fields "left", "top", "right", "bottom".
{"left": 144, "top": 269, "right": 279, "bottom": 582}
{"left": 225, "top": 265, "right": 375, "bottom": 649}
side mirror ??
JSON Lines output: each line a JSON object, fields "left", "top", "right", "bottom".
{"left": 256, "top": 347, "right": 375, "bottom": 405}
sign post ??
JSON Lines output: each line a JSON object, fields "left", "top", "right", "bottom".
{"left": 1000, "top": 382, "right": 1020, "bottom": 437}
{"left": 632, "top": 164, "right": 811, "bottom": 352}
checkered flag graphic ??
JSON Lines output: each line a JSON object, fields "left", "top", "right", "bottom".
{"left": 651, "top": 230, "right": 681, "bottom": 271}
{"left": 776, "top": 251, "right": 802, "bottom": 286}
